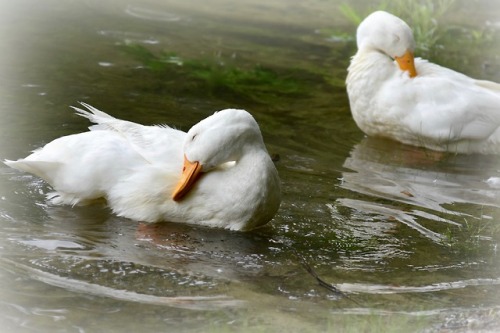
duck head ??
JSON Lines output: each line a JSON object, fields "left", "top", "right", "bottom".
{"left": 172, "top": 109, "right": 265, "bottom": 201}
{"left": 357, "top": 11, "right": 417, "bottom": 78}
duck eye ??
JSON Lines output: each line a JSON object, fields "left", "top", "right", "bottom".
{"left": 191, "top": 134, "right": 197, "bottom": 141}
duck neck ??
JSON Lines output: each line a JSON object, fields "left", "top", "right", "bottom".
{"left": 236, "top": 144, "right": 269, "bottom": 170}
{"left": 347, "top": 49, "right": 397, "bottom": 88}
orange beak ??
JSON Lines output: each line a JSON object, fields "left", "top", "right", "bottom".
{"left": 172, "top": 155, "right": 203, "bottom": 201}
{"left": 395, "top": 50, "right": 417, "bottom": 78}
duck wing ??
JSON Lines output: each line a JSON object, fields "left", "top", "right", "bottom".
{"left": 72, "top": 102, "right": 186, "bottom": 163}
{"left": 382, "top": 61, "right": 500, "bottom": 146}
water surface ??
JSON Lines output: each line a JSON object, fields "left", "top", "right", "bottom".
{"left": 1, "top": 0, "right": 500, "bottom": 332}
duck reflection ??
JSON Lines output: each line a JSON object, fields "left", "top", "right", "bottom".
{"left": 3, "top": 202, "right": 274, "bottom": 308}
{"left": 337, "top": 137, "right": 500, "bottom": 243}
{"left": 134, "top": 221, "right": 272, "bottom": 279}
{"left": 37, "top": 202, "right": 274, "bottom": 282}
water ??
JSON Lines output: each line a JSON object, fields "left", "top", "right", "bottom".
{"left": 1, "top": 0, "right": 500, "bottom": 332}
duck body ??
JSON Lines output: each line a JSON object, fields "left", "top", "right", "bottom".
{"left": 346, "top": 11, "right": 500, "bottom": 154}
{"left": 5, "top": 103, "right": 281, "bottom": 231}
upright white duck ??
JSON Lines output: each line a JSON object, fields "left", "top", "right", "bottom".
{"left": 346, "top": 11, "right": 500, "bottom": 154}
{"left": 4, "top": 103, "right": 281, "bottom": 231}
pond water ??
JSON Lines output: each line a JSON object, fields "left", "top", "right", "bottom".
{"left": 1, "top": 0, "right": 500, "bottom": 332}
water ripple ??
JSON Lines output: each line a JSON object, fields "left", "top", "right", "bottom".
{"left": 338, "top": 277, "right": 500, "bottom": 294}
{"left": 15, "top": 239, "right": 86, "bottom": 251}
{"left": 124, "top": 5, "right": 182, "bottom": 22}
{"left": 0, "top": 258, "right": 244, "bottom": 310}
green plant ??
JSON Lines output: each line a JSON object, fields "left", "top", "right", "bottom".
{"left": 442, "top": 213, "right": 500, "bottom": 257}
{"left": 120, "top": 44, "right": 309, "bottom": 104}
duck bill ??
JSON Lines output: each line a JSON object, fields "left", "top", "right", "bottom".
{"left": 395, "top": 50, "right": 417, "bottom": 78}
{"left": 172, "top": 155, "right": 203, "bottom": 201}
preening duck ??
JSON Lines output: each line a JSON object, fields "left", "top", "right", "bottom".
{"left": 346, "top": 10, "right": 500, "bottom": 154}
{"left": 5, "top": 103, "right": 281, "bottom": 231}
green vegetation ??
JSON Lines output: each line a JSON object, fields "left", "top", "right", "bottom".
{"left": 121, "top": 44, "right": 312, "bottom": 104}
{"left": 442, "top": 213, "right": 500, "bottom": 258}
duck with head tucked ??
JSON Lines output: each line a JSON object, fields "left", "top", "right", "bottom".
{"left": 4, "top": 103, "right": 281, "bottom": 231}
{"left": 346, "top": 11, "right": 500, "bottom": 154}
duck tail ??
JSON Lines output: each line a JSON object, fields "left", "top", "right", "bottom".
{"left": 4, "top": 159, "right": 62, "bottom": 185}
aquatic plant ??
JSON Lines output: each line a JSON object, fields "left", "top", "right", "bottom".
{"left": 185, "top": 61, "right": 304, "bottom": 102}
{"left": 339, "top": 0, "right": 456, "bottom": 53}
{"left": 443, "top": 213, "right": 500, "bottom": 258}
{"left": 121, "top": 44, "right": 309, "bottom": 104}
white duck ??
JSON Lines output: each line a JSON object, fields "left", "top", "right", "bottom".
{"left": 346, "top": 11, "right": 500, "bottom": 154}
{"left": 4, "top": 103, "right": 281, "bottom": 231}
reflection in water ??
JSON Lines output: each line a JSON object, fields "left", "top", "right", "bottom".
{"left": 342, "top": 137, "right": 500, "bottom": 212}
{"left": 339, "top": 137, "right": 500, "bottom": 242}
{"left": 1, "top": 0, "right": 500, "bottom": 332}
{"left": 332, "top": 199, "right": 448, "bottom": 243}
